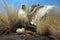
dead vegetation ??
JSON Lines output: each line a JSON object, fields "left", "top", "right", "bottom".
{"left": 36, "top": 11, "right": 60, "bottom": 40}
{"left": 0, "top": 1, "right": 60, "bottom": 40}
{"left": 0, "top": 0, "right": 18, "bottom": 34}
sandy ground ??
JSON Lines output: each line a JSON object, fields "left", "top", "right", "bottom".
{"left": 0, "top": 33, "right": 54, "bottom": 40}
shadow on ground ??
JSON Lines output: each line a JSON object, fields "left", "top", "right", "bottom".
{"left": 0, "top": 33, "right": 54, "bottom": 40}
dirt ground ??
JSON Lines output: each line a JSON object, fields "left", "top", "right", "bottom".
{"left": 0, "top": 33, "right": 54, "bottom": 40}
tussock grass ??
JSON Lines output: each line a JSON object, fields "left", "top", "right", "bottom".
{"left": 0, "top": 1, "right": 18, "bottom": 34}
{"left": 36, "top": 11, "right": 60, "bottom": 40}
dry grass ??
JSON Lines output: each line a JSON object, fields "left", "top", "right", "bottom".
{"left": 47, "top": 13, "right": 60, "bottom": 40}
{"left": 36, "top": 11, "right": 60, "bottom": 40}
{"left": 0, "top": 1, "right": 18, "bottom": 34}
{"left": 0, "top": 1, "right": 60, "bottom": 39}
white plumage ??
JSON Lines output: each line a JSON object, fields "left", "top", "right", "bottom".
{"left": 31, "top": 5, "right": 58, "bottom": 25}
{"left": 16, "top": 28, "right": 25, "bottom": 34}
